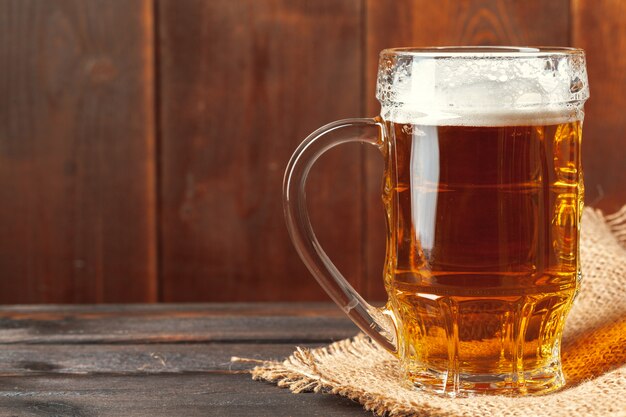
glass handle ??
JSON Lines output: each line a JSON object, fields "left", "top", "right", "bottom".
{"left": 283, "top": 117, "right": 397, "bottom": 354}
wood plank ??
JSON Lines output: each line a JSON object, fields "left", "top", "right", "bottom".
{"left": 0, "top": 343, "right": 319, "bottom": 374}
{"left": 158, "top": 0, "right": 365, "bottom": 302}
{"left": 0, "top": 304, "right": 357, "bottom": 344}
{"left": 0, "top": 315, "right": 356, "bottom": 344}
{"left": 0, "top": 302, "right": 345, "bottom": 316}
{"left": 572, "top": 0, "right": 626, "bottom": 213}
{"left": 0, "top": 0, "right": 157, "bottom": 302}
{"left": 363, "top": 0, "right": 571, "bottom": 299}
{"left": 0, "top": 374, "right": 370, "bottom": 417}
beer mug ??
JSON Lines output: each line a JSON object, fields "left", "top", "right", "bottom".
{"left": 283, "top": 47, "right": 589, "bottom": 396}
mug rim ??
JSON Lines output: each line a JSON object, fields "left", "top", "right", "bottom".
{"left": 380, "top": 46, "right": 585, "bottom": 58}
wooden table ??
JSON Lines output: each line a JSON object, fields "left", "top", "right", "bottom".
{"left": 0, "top": 303, "right": 372, "bottom": 416}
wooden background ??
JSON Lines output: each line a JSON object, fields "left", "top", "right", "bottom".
{"left": 0, "top": 0, "right": 623, "bottom": 303}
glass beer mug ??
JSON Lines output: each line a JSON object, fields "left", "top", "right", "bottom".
{"left": 283, "top": 47, "right": 589, "bottom": 396}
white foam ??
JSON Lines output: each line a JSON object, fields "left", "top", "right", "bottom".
{"left": 376, "top": 52, "right": 589, "bottom": 126}
{"left": 381, "top": 106, "right": 583, "bottom": 127}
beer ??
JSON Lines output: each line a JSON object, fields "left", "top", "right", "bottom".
{"left": 382, "top": 117, "right": 582, "bottom": 394}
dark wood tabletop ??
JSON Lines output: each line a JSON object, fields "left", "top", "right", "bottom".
{"left": 0, "top": 303, "right": 372, "bottom": 416}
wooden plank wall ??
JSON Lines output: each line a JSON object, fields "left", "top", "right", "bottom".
{"left": 0, "top": 0, "right": 157, "bottom": 303}
{"left": 0, "top": 0, "right": 623, "bottom": 303}
{"left": 573, "top": 0, "right": 626, "bottom": 211}
{"left": 158, "top": 0, "right": 363, "bottom": 302}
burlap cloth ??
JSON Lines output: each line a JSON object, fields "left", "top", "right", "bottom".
{"left": 236, "top": 206, "right": 626, "bottom": 416}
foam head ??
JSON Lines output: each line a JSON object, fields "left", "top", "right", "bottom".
{"left": 376, "top": 47, "right": 590, "bottom": 126}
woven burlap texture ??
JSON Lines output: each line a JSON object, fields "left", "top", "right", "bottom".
{"left": 246, "top": 207, "right": 626, "bottom": 417}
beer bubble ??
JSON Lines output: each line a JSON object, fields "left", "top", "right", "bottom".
{"left": 401, "top": 125, "right": 413, "bottom": 134}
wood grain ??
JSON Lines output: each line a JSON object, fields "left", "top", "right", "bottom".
{"left": 572, "top": 0, "right": 626, "bottom": 213}
{"left": 0, "top": 343, "right": 321, "bottom": 374}
{"left": 0, "top": 302, "right": 345, "bottom": 316}
{"left": 0, "top": 303, "right": 356, "bottom": 344}
{"left": 0, "top": 0, "right": 157, "bottom": 302}
{"left": 0, "top": 374, "right": 370, "bottom": 416}
{"left": 363, "top": 0, "right": 571, "bottom": 299}
{"left": 158, "top": 0, "right": 365, "bottom": 302}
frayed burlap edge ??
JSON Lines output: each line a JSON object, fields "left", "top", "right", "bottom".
{"left": 234, "top": 206, "right": 626, "bottom": 417}
{"left": 233, "top": 336, "right": 415, "bottom": 417}
{"left": 606, "top": 205, "right": 626, "bottom": 245}
{"left": 235, "top": 335, "right": 626, "bottom": 417}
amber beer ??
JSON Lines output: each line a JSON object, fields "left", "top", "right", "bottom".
{"left": 382, "top": 118, "right": 582, "bottom": 394}
{"left": 284, "top": 47, "right": 589, "bottom": 397}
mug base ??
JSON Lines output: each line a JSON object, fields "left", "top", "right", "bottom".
{"left": 405, "top": 364, "right": 565, "bottom": 397}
